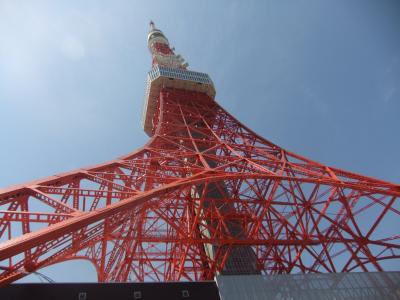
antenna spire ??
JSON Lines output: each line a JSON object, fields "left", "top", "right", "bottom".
{"left": 149, "top": 20, "right": 155, "bottom": 30}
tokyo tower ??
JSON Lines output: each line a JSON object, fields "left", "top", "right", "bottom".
{"left": 0, "top": 22, "right": 399, "bottom": 286}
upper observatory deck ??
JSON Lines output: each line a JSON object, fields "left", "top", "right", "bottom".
{"left": 141, "top": 22, "right": 215, "bottom": 136}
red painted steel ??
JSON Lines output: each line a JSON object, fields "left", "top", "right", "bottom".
{"left": 0, "top": 24, "right": 399, "bottom": 286}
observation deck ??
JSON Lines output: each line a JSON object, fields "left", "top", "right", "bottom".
{"left": 142, "top": 65, "right": 215, "bottom": 136}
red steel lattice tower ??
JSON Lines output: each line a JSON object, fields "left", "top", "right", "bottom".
{"left": 0, "top": 22, "right": 399, "bottom": 285}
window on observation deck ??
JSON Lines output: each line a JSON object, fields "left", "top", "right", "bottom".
{"left": 149, "top": 66, "right": 213, "bottom": 86}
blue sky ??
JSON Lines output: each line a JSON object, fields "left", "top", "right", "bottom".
{"left": 0, "top": 0, "right": 399, "bottom": 282}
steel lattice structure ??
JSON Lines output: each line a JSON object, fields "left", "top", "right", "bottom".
{"left": 0, "top": 22, "right": 399, "bottom": 286}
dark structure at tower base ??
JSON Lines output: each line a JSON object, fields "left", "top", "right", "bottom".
{"left": 2, "top": 272, "right": 399, "bottom": 300}
{"left": 0, "top": 281, "right": 220, "bottom": 300}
